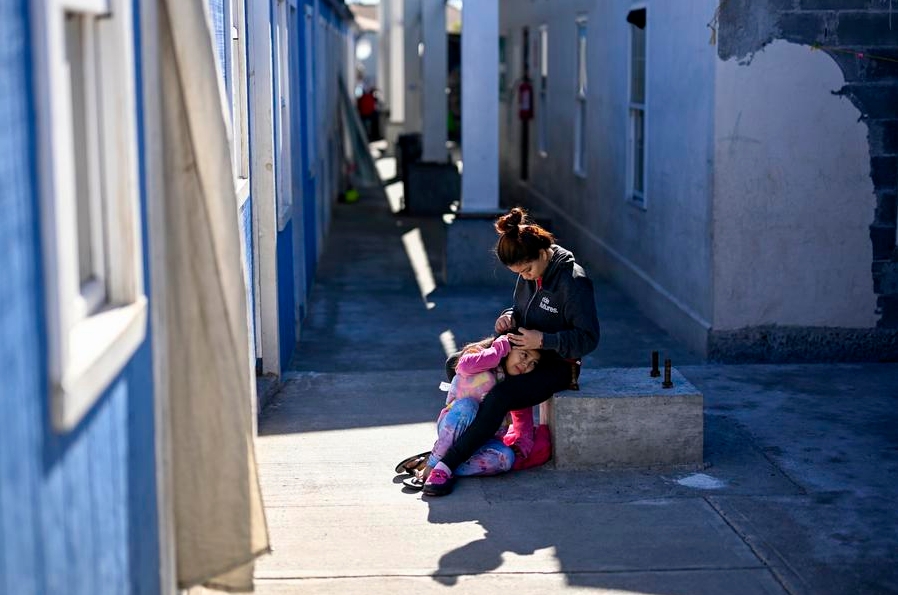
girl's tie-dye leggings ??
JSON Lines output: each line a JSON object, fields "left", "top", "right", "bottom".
{"left": 426, "top": 397, "right": 514, "bottom": 476}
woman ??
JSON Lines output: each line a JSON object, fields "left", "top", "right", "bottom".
{"left": 423, "top": 207, "right": 601, "bottom": 496}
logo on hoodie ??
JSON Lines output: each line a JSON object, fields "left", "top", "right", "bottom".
{"left": 539, "top": 296, "right": 558, "bottom": 314}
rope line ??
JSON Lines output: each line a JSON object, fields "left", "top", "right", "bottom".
{"left": 812, "top": 43, "right": 898, "bottom": 65}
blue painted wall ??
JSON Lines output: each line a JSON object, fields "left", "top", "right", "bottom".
{"left": 273, "top": 0, "right": 350, "bottom": 371}
{"left": 298, "top": 0, "right": 319, "bottom": 299}
{"left": 240, "top": 0, "right": 351, "bottom": 374}
{"left": 277, "top": 222, "right": 296, "bottom": 368}
{"left": 0, "top": 1, "right": 159, "bottom": 593}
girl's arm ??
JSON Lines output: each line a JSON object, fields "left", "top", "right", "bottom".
{"left": 455, "top": 335, "right": 511, "bottom": 375}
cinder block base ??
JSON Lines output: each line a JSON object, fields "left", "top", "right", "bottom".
{"left": 545, "top": 367, "right": 703, "bottom": 470}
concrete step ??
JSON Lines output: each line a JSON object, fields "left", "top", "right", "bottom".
{"left": 542, "top": 367, "right": 704, "bottom": 470}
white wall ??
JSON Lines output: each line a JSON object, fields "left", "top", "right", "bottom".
{"left": 499, "top": 0, "right": 718, "bottom": 353}
{"left": 713, "top": 40, "right": 877, "bottom": 330}
{"left": 402, "top": 0, "right": 423, "bottom": 133}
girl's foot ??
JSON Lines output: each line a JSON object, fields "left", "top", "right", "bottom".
{"left": 401, "top": 465, "right": 435, "bottom": 491}
{"left": 422, "top": 463, "right": 455, "bottom": 497}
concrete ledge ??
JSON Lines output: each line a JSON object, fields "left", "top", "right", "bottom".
{"left": 544, "top": 367, "right": 704, "bottom": 470}
{"left": 256, "top": 373, "right": 280, "bottom": 417}
{"left": 444, "top": 212, "right": 517, "bottom": 286}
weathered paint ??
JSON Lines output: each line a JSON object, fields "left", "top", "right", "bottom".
{"left": 498, "top": 0, "right": 895, "bottom": 360}
{"left": 713, "top": 40, "right": 877, "bottom": 330}
{"left": 0, "top": 1, "right": 159, "bottom": 592}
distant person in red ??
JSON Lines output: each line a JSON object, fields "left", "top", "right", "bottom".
{"left": 357, "top": 86, "right": 379, "bottom": 141}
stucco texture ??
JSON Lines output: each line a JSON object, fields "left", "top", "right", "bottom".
{"left": 713, "top": 40, "right": 877, "bottom": 330}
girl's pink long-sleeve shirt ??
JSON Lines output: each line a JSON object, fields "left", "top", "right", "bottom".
{"left": 454, "top": 335, "right": 511, "bottom": 376}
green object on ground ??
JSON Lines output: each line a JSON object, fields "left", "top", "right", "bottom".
{"left": 345, "top": 188, "right": 360, "bottom": 203}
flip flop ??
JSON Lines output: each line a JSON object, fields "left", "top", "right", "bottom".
{"left": 402, "top": 474, "right": 425, "bottom": 491}
{"left": 394, "top": 451, "right": 431, "bottom": 475}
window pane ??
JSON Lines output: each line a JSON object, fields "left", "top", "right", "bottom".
{"left": 632, "top": 108, "right": 645, "bottom": 195}
{"left": 579, "top": 98, "right": 587, "bottom": 166}
{"left": 630, "top": 25, "right": 645, "bottom": 104}
{"left": 577, "top": 21, "right": 587, "bottom": 94}
{"left": 575, "top": 98, "right": 587, "bottom": 174}
{"left": 65, "top": 13, "right": 107, "bottom": 297}
{"left": 537, "top": 25, "right": 548, "bottom": 154}
{"left": 499, "top": 36, "right": 507, "bottom": 97}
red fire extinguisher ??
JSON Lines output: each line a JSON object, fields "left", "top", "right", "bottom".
{"left": 518, "top": 77, "right": 534, "bottom": 121}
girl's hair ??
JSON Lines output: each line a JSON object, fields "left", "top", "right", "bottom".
{"left": 460, "top": 336, "right": 497, "bottom": 356}
{"left": 451, "top": 335, "right": 542, "bottom": 374}
{"left": 494, "top": 207, "right": 555, "bottom": 266}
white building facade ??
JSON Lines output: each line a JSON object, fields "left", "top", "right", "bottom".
{"left": 497, "top": 0, "right": 895, "bottom": 361}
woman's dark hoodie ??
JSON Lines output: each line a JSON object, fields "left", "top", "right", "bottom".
{"left": 505, "top": 244, "right": 600, "bottom": 360}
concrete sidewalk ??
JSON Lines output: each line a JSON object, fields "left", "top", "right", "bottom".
{"left": 254, "top": 185, "right": 898, "bottom": 594}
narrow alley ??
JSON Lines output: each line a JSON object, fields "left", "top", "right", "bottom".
{"left": 4, "top": 1, "right": 897, "bottom": 593}
{"left": 251, "top": 154, "right": 898, "bottom": 594}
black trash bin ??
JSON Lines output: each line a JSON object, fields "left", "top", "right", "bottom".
{"left": 396, "top": 133, "right": 422, "bottom": 212}
{"left": 396, "top": 132, "right": 422, "bottom": 181}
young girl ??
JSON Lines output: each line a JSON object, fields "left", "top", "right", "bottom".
{"left": 404, "top": 333, "right": 541, "bottom": 489}
{"left": 424, "top": 207, "right": 600, "bottom": 496}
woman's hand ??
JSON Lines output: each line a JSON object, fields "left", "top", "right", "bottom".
{"left": 495, "top": 313, "right": 516, "bottom": 334}
{"left": 507, "top": 327, "right": 543, "bottom": 350}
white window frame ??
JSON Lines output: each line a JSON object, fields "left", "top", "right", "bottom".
{"left": 573, "top": 16, "right": 587, "bottom": 178}
{"left": 31, "top": 0, "right": 147, "bottom": 432}
{"left": 230, "top": 0, "right": 251, "bottom": 205}
{"left": 627, "top": 6, "right": 648, "bottom": 207}
{"left": 537, "top": 24, "right": 548, "bottom": 157}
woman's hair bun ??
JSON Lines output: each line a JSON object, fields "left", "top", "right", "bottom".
{"left": 495, "top": 207, "right": 527, "bottom": 235}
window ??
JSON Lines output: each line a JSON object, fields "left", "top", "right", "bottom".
{"left": 274, "top": 0, "right": 293, "bottom": 230}
{"left": 32, "top": 0, "right": 146, "bottom": 431}
{"left": 230, "top": 0, "right": 250, "bottom": 202}
{"left": 628, "top": 8, "right": 647, "bottom": 205}
{"left": 537, "top": 24, "right": 548, "bottom": 156}
{"left": 499, "top": 35, "right": 508, "bottom": 100}
{"left": 573, "top": 16, "right": 587, "bottom": 177}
